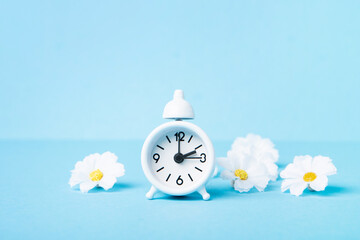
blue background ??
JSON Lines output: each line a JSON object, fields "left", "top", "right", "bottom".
{"left": 1, "top": 0, "right": 359, "bottom": 141}
{"left": 1, "top": 1, "right": 359, "bottom": 239}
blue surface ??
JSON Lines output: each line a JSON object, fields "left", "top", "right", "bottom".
{"left": 1, "top": 1, "right": 359, "bottom": 239}
{"left": 1, "top": 1, "right": 360, "bottom": 141}
{"left": 1, "top": 140, "right": 359, "bottom": 239}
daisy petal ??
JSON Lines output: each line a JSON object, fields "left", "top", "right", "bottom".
{"left": 312, "top": 156, "right": 337, "bottom": 176}
{"left": 112, "top": 163, "right": 125, "bottom": 177}
{"left": 100, "top": 163, "right": 125, "bottom": 178}
{"left": 280, "top": 163, "right": 304, "bottom": 179}
{"left": 309, "top": 175, "right": 328, "bottom": 191}
{"left": 83, "top": 153, "right": 100, "bottom": 168}
{"left": 228, "top": 150, "right": 249, "bottom": 170}
{"left": 95, "top": 153, "right": 117, "bottom": 170}
{"left": 217, "top": 157, "right": 234, "bottom": 171}
{"left": 281, "top": 178, "right": 302, "bottom": 192}
{"left": 220, "top": 170, "right": 235, "bottom": 180}
{"left": 263, "top": 160, "right": 278, "bottom": 181}
{"left": 69, "top": 171, "right": 88, "bottom": 187}
{"left": 101, "top": 151, "right": 118, "bottom": 162}
{"left": 293, "top": 155, "right": 312, "bottom": 173}
{"left": 250, "top": 135, "right": 279, "bottom": 163}
{"left": 73, "top": 160, "right": 93, "bottom": 176}
{"left": 246, "top": 162, "right": 268, "bottom": 178}
{"left": 289, "top": 182, "right": 307, "bottom": 196}
{"left": 98, "top": 176, "right": 117, "bottom": 190}
{"left": 231, "top": 137, "right": 251, "bottom": 152}
{"left": 79, "top": 181, "right": 97, "bottom": 193}
{"left": 252, "top": 176, "right": 270, "bottom": 192}
{"left": 234, "top": 179, "right": 254, "bottom": 192}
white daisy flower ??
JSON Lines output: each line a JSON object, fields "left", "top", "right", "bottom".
{"left": 69, "top": 151, "right": 125, "bottom": 193}
{"left": 232, "top": 134, "right": 279, "bottom": 162}
{"left": 280, "top": 155, "right": 337, "bottom": 196}
{"left": 228, "top": 134, "right": 279, "bottom": 181}
{"left": 218, "top": 150, "right": 270, "bottom": 193}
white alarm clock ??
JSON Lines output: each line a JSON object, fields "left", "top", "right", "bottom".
{"left": 141, "top": 90, "right": 215, "bottom": 200}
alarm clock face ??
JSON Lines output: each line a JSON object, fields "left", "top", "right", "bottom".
{"left": 141, "top": 121, "right": 215, "bottom": 195}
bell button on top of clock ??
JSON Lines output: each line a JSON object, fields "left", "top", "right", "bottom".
{"left": 162, "top": 89, "right": 194, "bottom": 120}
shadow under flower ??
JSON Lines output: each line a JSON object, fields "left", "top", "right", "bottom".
{"left": 88, "top": 182, "right": 137, "bottom": 193}
{"left": 262, "top": 182, "right": 280, "bottom": 192}
{"left": 207, "top": 185, "right": 246, "bottom": 200}
{"left": 301, "top": 185, "right": 352, "bottom": 197}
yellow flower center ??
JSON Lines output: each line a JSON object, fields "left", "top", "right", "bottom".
{"left": 303, "top": 172, "right": 317, "bottom": 182}
{"left": 234, "top": 169, "right": 248, "bottom": 180}
{"left": 89, "top": 169, "right": 103, "bottom": 182}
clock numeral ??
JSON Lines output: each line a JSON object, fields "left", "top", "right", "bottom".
{"left": 174, "top": 131, "right": 185, "bottom": 141}
{"left": 176, "top": 175, "right": 183, "bottom": 185}
{"left": 200, "top": 153, "right": 206, "bottom": 163}
{"left": 153, "top": 153, "right": 160, "bottom": 163}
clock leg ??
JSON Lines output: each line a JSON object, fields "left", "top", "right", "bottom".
{"left": 145, "top": 185, "right": 158, "bottom": 200}
{"left": 198, "top": 186, "right": 210, "bottom": 201}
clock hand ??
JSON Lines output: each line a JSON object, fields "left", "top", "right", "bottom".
{"left": 184, "top": 157, "right": 202, "bottom": 160}
{"left": 174, "top": 149, "right": 197, "bottom": 163}
{"left": 183, "top": 150, "right": 197, "bottom": 158}
{"left": 178, "top": 136, "right": 181, "bottom": 153}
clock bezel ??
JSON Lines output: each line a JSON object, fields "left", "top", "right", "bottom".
{"left": 141, "top": 121, "right": 215, "bottom": 196}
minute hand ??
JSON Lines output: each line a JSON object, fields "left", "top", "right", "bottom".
{"left": 183, "top": 150, "right": 197, "bottom": 158}
{"left": 178, "top": 136, "right": 181, "bottom": 153}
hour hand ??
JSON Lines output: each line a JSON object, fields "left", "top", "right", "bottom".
{"left": 183, "top": 150, "right": 197, "bottom": 158}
